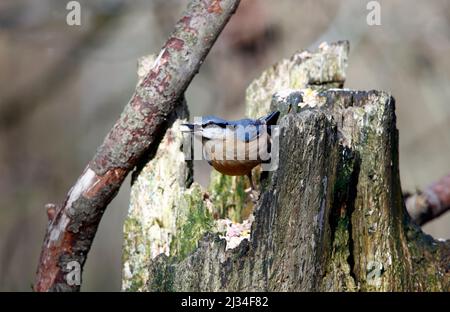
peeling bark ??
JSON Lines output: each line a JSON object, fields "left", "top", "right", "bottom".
{"left": 34, "top": 0, "right": 241, "bottom": 292}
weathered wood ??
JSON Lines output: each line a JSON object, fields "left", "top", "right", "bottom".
{"left": 246, "top": 41, "right": 349, "bottom": 118}
{"left": 141, "top": 89, "right": 449, "bottom": 292}
{"left": 122, "top": 41, "right": 449, "bottom": 291}
{"left": 122, "top": 41, "right": 350, "bottom": 291}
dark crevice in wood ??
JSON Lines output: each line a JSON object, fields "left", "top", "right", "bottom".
{"left": 346, "top": 152, "right": 360, "bottom": 284}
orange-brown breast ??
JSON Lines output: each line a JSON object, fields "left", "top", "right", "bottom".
{"left": 206, "top": 131, "right": 270, "bottom": 176}
{"left": 210, "top": 159, "right": 260, "bottom": 176}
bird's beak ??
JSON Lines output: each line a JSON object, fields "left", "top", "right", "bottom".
{"left": 181, "top": 124, "right": 205, "bottom": 136}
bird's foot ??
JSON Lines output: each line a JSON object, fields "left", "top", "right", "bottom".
{"left": 245, "top": 187, "right": 260, "bottom": 204}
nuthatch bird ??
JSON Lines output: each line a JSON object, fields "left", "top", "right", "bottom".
{"left": 181, "top": 111, "right": 280, "bottom": 200}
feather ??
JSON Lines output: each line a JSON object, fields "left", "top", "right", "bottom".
{"left": 181, "top": 110, "right": 280, "bottom": 144}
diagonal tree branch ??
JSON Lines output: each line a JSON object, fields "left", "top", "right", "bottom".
{"left": 34, "top": 0, "right": 240, "bottom": 292}
{"left": 405, "top": 173, "right": 450, "bottom": 226}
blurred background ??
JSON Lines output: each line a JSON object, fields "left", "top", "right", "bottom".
{"left": 0, "top": 0, "right": 449, "bottom": 291}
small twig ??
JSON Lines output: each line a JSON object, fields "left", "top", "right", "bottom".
{"left": 405, "top": 173, "right": 450, "bottom": 226}
{"left": 34, "top": 0, "right": 240, "bottom": 292}
{"left": 44, "top": 203, "right": 58, "bottom": 222}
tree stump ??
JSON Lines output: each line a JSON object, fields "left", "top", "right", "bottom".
{"left": 122, "top": 41, "right": 449, "bottom": 291}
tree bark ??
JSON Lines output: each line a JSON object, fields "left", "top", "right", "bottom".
{"left": 34, "top": 0, "right": 240, "bottom": 292}
{"left": 122, "top": 41, "right": 449, "bottom": 292}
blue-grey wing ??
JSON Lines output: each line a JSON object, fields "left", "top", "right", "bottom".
{"left": 235, "top": 124, "right": 262, "bottom": 142}
{"left": 202, "top": 115, "right": 228, "bottom": 127}
{"left": 184, "top": 113, "right": 279, "bottom": 142}
{"left": 202, "top": 124, "right": 261, "bottom": 142}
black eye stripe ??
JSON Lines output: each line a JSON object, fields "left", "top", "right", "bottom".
{"left": 203, "top": 122, "right": 227, "bottom": 128}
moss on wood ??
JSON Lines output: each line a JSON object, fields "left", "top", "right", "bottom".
{"left": 122, "top": 41, "right": 449, "bottom": 292}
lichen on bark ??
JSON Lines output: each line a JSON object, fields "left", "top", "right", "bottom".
{"left": 136, "top": 88, "right": 449, "bottom": 292}
{"left": 205, "top": 40, "right": 352, "bottom": 225}
{"left": 36, "top": 0, "right": 242, "bottom": 292}
{"left": 122, "top": 41, "right": 449, "bottom": 292}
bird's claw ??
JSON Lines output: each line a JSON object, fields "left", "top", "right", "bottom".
{"left": 245, "top": 187, "right": 260, "bottom": 203}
